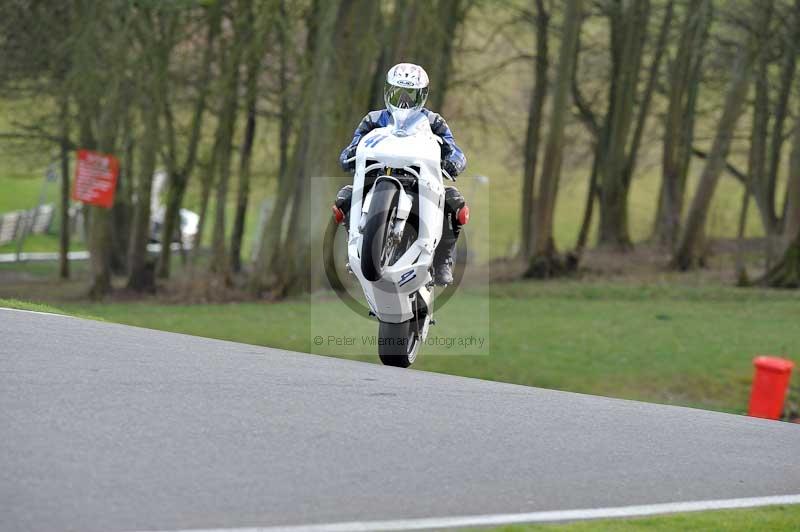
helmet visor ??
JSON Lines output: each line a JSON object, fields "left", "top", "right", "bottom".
{"left": 384, "top": 83, "right": 428, "bottom": 112}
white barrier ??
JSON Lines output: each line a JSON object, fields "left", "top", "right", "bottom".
{"left": 0, "top": 211, "right": 22, "bottom": 245}
{"left": 0, "top": 204, "right": 56, "bottom": 246}
{"left": 31, "top": 204, "right": 54, "bottom": 234}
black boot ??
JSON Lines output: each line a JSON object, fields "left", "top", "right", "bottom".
{"left": 334, "top": 185, "right": 353, "bottom": 229}
{"left": 433, "top": 234, "right": 457, "bottom": 286}
{"left": 433, "top": 187, "right": 466, "bottom": 286}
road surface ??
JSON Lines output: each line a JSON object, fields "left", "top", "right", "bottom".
{"left": 2, "top": 308, "right": 799, "bottom": 532}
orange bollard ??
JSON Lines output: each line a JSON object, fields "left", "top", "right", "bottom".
{"left": 748, "top": 356, "right": 794, "bottom": 420}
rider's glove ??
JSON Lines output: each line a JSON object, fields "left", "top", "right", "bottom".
{"left": 340, "top": 146, "right": 357, "bottom": 173}
{"left": 442, "top": 159, "right": 458, "bottom": 178}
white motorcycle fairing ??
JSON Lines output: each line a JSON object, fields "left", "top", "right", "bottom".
{"left": 347, "top": 113, "right": 445, "bottom": 324}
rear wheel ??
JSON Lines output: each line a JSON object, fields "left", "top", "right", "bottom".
{"left": 361, "top": 180, "right": 400, "bottom": 282}
{"left": 378, "top": 320, "right": 419, "bottom": 367}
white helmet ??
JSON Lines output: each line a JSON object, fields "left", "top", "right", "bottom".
{"left": 384, "top": 63, "right": 429, "bottom": 116}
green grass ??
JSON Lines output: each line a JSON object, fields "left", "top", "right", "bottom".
{"left": 0, "top": 297, "right": 100, "bottom": 320}
{"left": 0, "top": 175, "right": 53, "bottom": 213}
{"left": 485, "top": 504, "right": 800, "bottom": 531}
{"left": 37, "top": 280, "right": 797, "bottom": 414}
{"left": 0, "top": 297, "right": 66, "bottom": 313}
{"left": 0, "top": 233, "right": 80, "bottom": 253}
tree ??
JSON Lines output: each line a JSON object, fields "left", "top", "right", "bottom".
{"left": 763, "top": 233, "right": 800, "bottom": 288}
{"left": 368, "top": 0, "right": 470, "bottom": 112}
{"left": 762, "top": 94, "right": 800, "bottom": 288}
{"left": 425, "top": 0, "right": 467, "bottom": 112}
{"left": 569, "top": 0, "right": 671, "bottom": 252}
{"left": 0, "top": 2, "right": 76, "bottom": 279}
{"left": 244, "top": 0, "right": 296, "bottom": 286}
{"left": 784, "top": 116, "right": 800, "bottom": 246}
{"left": 58, "top": 94, "right": 71, "bottom": 280}
{"left": 520, "top": 0, "right": 549, "bottom": 261}
{"left": 595, "top": 0, "right": 650, "bottom": 250}
{"left": 157, "top": 3, "right": 222, "bottom": 279}
{"left": 128, "top": 9, "right": 176, "bottom": 292}
{"left": 525, "top": 0, "right": 582, "bottom": 278}
{"left": 673, "top": 2, "right": 773, "bottom": 270}
{"left": 760, "top": 0, "right": 799, "bottom": 237}
{"left": 251, "top": 0, "right": 382, "bottom": 295}
{"left": 230, "top": 2, "right": 274, "bottom": 273}
{"left": 208, "top": 0, "right": 251, "bottom": 280}
{"left": 653, "top": 0, "right": 711, "bottom": 248}
{"left": 68, "top": 0, "right": 135, "bottom": 298}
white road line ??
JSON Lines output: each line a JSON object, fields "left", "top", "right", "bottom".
{"left": 133, "top": 494, "right": 800, "bottom": 532}
{"left": 0, "top": 307, "right": 73, "bottom": 318}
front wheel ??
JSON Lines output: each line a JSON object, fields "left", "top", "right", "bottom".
{"left": 378, "top": 320, "right": 419, "bottom": 367}
{"left": 361, "top": 180, "right": 400, "bottom": 282}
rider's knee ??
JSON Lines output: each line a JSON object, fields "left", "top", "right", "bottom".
{"left": 444, "top": 186, "right": 465, "bottom": 213}
{"left": 444, "top": 186, "right": 467, "bottom": 233}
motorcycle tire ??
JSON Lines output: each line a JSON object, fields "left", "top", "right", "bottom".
{"left": 378, "top": 319, "right": 419, "bottom": 367}
{"left": 360, "top": 179, "right": 400, "bottom": 282}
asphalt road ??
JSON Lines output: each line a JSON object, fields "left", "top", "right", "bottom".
{"left": 2, "top": 308, "right": 799, "bottom": 532}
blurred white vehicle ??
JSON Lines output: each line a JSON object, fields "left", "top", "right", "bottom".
{"left": 148, "top": 171, "right": 198, "bottom": 247}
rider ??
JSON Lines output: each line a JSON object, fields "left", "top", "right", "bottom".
{"left": 334, "top": 63, "right": 468, "bottom": 286}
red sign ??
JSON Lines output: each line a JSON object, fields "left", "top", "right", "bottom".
{"left": 71, "top": 149, "right": 119, "bottom": 208}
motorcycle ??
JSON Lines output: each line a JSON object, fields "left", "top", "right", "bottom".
{"left": 337, "top": 111, "right": 456, "bottom": 368}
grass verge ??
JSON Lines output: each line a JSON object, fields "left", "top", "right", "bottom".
{"left": 487, "top": 504, "right": 800, "bottom": 531}
{"left": 0, "top": 297, "right": 101, "bottom": 321}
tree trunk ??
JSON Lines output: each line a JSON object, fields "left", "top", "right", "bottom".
{"left": 597, "top": 0, "right": 650, "bottom": 250}
{"left": 229, "top": 111, "right": 255, "bottom": 273}
{"left": 127, "top": 95, "right": 160, "bottom": 292}
{"left": 525, "top": 0, "right": 582, "bottom": 278}
{"left": 735, "top": 166, "right": 753, "bottom": 285}
{"left": 574, "top": 147, "right": 599, "bottom": 254}
{"left": 110, "top": 108, "right": 134, "bottom": 276}
{"left": 58, "top": 93, "right": 71, "bottom": 280}
{"left": 277, "top": 0, "right": 292, "bottom": 185}
{"left": 750, "top": 28, "right": 775, "bottom": 238}
{"left": 426, "top": 0, "right": 464, "bottom": 112}
{"left": 762, "top": 232, "right": 800, "bottom": 288}
{"left": 158, "top": 169, "right": 186, "bottom": 275}
{"left": 520, "top": 0, "right": 549, "bottom": 260}
{"left": 157, "top": 3, "right": 221, "bottom": 279}
{"left": 783, "top": 173, "right": 800, "bottom": 244}
{"left": 782, "top": 97, "right": 800, "bottom": 245}
{"left": 762, "top": 66, "right": 800, "bottom": 288}
{"left": 209, "top": 2, "right": 249, "bottom": 279}
{"left": 86, "top": 99, "right": 123, "bottom": 298}
{"left": 249, "top": 0, "right": 292, "bottom": 290}
{"left": 765, "top": 2, "right": 798, "bottom": 235}
{"left": 76, "top": 95, "right": 114, "bottom": 298}
{"left": 653, "top": 0, "right": 710, "bottom": 248}
{"left": 230, "top": 15, "right": 264, "bottom": 273}
{"left": 780, "top": 7, "right": 800, "bottom": 235}
{"left": 190, "top": 141, "right": 218, "bottom": 270}
{"left": 128, "top": 10, "right": 175, "bottom": 291}
{"left": 570, "top": 25, "right": 601, "bottom": 256}
{"left": 673, "top": 5, "right": 769, "bottom": 270}
{"left": 256, "top": 0, "right": 381, "bottom": 295}
{"left": 71, "top": 2, "right": 127, "bottom": 299}
{"left": 621, "top": 0, "right": 672, "bottom": 185}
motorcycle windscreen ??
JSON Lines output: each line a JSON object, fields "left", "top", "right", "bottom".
{"left": 388, "top": 109, "right": 428, "bottom": 136}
